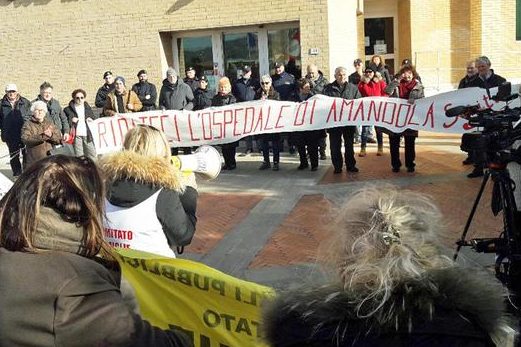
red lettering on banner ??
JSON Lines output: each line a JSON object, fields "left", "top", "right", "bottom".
{"left": 253, "top": 108, "right": 265, "bottom": 133}
{"left": 442, "top": 103, "right": 459, "bottom": 129}
{"left": 326, "top": 100, "right": 337, "bottom": 122}
{"left": 109, "top": 119, "right": 117, "bottom": 146}
{"left": 367, "top": 100, "right": 382, "bottom": 121}
{"left": 171, "top": 114, "right": 181, "bottom": 142}
{"left": 138, "top": 115, "right": 147, "bottom": 124}
{"left": 309, "top": 99, "right": 317, "bottom": 124}
{"left": 352, "top": 102, "right": 365, "bottom": 122}
{"left": 422, "top": 102, "right": 435, "bottom": 127}
{"left": 483, "top": 95, "right": 494, "bottom": 109}
{"left": 294, "top": 101, "right": 307, "bottom": 126}
{"left": 212, "top": 111, "right": 223, "bottom": 139}
{"left": 188, "top": 114, "right": 200, "bottom": 141}
{"left": 275, "top": 105, "right": 288, "bottom": 129}
{"left": 243, "top": 107, "right": 255, "bottom": 135}
{"left": 407, "top": 105, "right": 419, "bottom": 127}
{"left": 382, "top": 101, "right": 397, "bottom": 125}
{"left": 233, "top": 108, "right": 243, "bottom": 136}
{"left": 117, "top": 118, "right": 130, "bottom": 142}
{"left": 160, "top": 115, "right": 169, "bottom": 132}
{"left": 341, "top": 99, "right": 355, "bottom": 121}
{"left": 97, "top": 122, "right": 108, "bottom": 148}
{"left": 395, "top": 103, "right": 411, "bottom": 128}
{"left": 223, "top": 110, "right": 234, "bottom": 137}
{"left": 263, "top": 106, "right": 273, "bottom": 131}
{"left": 201, "top": 112, "right": 212, "bottom": 140}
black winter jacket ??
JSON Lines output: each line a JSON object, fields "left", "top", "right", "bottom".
{"left": 323, "top": 80, "right": 361, "bottom": 100}
{"left": 306, "top": 72, "right": 329, "bottom": 95}
{"left": 183, "top": 78, "right": 199, "bottom": 93}
{"left": 233, "top": 77, "right": 259, "bottom": 102}
{"left": 272, "top": 72, "right": 296, "bottom": 101}
{"left": 159, "top": 79, "right": 194, "bottom": 111}
{"left": 211, "top": 93, "right": 236, "bottom": 107}
{"left": 369, "top": 63, "right": 392, "bottom": 85}
{"left": 193, "top": 88, "right": 214, "bottom": 111}
{"left": 131, "top": 81, "right": 157, "bottom": 111}
{"left": 100, "top": 151, "right": 198, "bottom": 249}
{"left": 458, "top": 74, "right": 478, "bottom": 89}
{"left": 63, "top": 101, "right": 98, "bottom": 142}
{"left": 34, "top": 95, "right": 69, "bottom": 134}
{"left": 95, "top": 83, "right": 115, "bottom": 108}
{"left": 467, "top": 69, "right": 507, "bottom": 89}
{"left": 0, "top": 95, "right": 31, "bottom": 144}
{"left": 263, "top": 267, "right": 506, "bottom": 347}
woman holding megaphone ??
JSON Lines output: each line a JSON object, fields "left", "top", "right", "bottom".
{"left": 99, "top": 124, "right": 197, "bottom": 258}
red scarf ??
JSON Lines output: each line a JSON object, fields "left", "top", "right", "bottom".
{"left": 398, "top": 79, "right": 417, "bottom": 99}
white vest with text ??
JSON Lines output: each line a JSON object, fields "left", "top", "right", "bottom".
{"left": 104, "top": 189, "right": 176, "bottom": 258}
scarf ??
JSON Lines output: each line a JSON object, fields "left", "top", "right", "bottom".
{"left": 398, "top": 79, "right": 417, "bottom": 99}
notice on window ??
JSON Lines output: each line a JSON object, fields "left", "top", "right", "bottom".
{"left": 374, "top": 44, "right": 387, "bottom": 55}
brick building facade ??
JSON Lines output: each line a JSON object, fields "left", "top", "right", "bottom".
{"left": 0, "top": 0, "right": 519, "bottom": 103}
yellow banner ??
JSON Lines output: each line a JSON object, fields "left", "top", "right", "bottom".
{"left": 116, "top": 249, "right": 274, "bottom": 347}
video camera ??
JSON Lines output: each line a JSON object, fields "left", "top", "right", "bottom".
{"left": 446, "top": 83, "right": 521, "bottom": 161}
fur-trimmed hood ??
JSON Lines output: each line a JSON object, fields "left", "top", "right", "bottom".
{"left": 263, "top": 266, "right": 507, "bottom": 346}
{"left": 99, "top": 150, "right": 184, "bottom": 192}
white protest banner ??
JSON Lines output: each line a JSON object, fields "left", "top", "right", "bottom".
{"left": 89, "top": 86, "right": 520, "bottom": 154}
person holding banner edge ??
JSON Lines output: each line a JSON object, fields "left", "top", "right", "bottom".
{"left": 100, "top": 125, "right": 198, "bottom": 258}
{"left": 0, "top": 155, "right": 192, "bottom": 346}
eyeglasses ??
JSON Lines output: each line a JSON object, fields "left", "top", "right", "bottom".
{"left": 75, "top": 96, "right": 85, "bottom": 100}
{"left": 261, "top": 82, "right": 271, "bottom": 85}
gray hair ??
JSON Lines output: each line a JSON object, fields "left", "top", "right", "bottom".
{"left": 166, "top": 67, "right": 177, "bottom": 77}
{"left": 334, "top": 66, "right": 347, "bottom": 75}
{"left": 261, "top": 74, "right": 272, "bottom": 83}
{"left": 319, "top": 185, "right": 453, "bottom": 318}
{"left": 30, "top": 100, "right": 48, "bottom": 114}
{"left": 475, "top": 56, "right": 491, "bottom": 66}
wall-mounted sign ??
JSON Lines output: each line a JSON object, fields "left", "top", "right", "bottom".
{"left": 374, "top": 44, "right": 387, "bottom": 55}
{"left": 308, "top": 48, "right": 319, "bottom": 55}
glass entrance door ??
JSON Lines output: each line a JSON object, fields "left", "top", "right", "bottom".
{"left": 177, "top": 35, "right": 215, "bottom": 91}
{"left": 223, "top": 32, "right": 259, "bottom": 82}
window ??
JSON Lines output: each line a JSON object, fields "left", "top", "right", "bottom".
{"left": 364, "top": 17, "right": 394, "bottom": 56}
{"left": 268, "top": 28, "right": 301, "bottom": 77}
{"left": 223, "top": 32, "right": 259, "bottom": 81}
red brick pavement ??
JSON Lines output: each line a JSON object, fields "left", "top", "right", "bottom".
{"left": 189, "top": 193, "right": 263, "bottom": 254}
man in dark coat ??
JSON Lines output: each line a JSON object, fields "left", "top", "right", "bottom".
{"left": 159, "top": 67, "right": 194, "bottom": 155}
{"left": 467, "top": 56, "right": 507, "bottom": 178}
{"left": 306, "top": 63, "right": 329, "bottom": 159}
{"left": 0, "top": 83, "right": 31, "bottom": 176}
{"left": 324, "top": 67, "right": 362, "bottom": 174}
{"left": 348, "top": 58, "right": 364, "bottom": 85}
{"left": 458, "top": 60, "right": 479, "bottom": 165}
{"left": 272, "top": 62, "right": 297, "bottom": 153}
{"left": 95, "top": 71, "right": 115, "bottom": 111}
{"left": 183, "top": 66, "right": 199, "bottom": 93}
{"left": 193, "top": 75, "right": 213, "bottom": 111}
{"left": 131, "top": 69, "right": 157, "bottom": 111}
{"left": 34, "top": 81, "right": 69, "bottom": 139}
{"left": 233, "top": 65, "right": 260, "bottom": 154}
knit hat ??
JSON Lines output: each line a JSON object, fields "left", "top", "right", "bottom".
{"left": 5, "top": 83, "right": 17, "bottom": 92}
{"left": 114, "top": 76, "right": 125, "bottom": 85}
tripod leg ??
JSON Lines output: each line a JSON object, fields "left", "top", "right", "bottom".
{"left": 454, "top": 171, "right": 490, "bottom": 260}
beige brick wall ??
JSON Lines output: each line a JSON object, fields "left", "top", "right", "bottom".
{"left": 327, "top": 0, "right": 359, "bottom": 75}
{"left": 0, "top": 0, "right": 347, "bottom": 105}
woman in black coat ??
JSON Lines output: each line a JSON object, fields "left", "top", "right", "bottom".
{"left": 212, "top": 77, "right": 238, "bottom": 170}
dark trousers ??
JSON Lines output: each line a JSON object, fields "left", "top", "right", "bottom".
{"left": 221, "top": 142, "right": 237, "bottom": 167}
{"left": 260, "top": 134, "right": 280, "bottom": 164}
{"left": 389, "top": 135, "right": 416, "bottom": 169}
{"left": 318, "top": 136, "right": 327, "bottom": 156}
{"left": 329, "top": 126, "right": 356, "bottom": 170}
{"left": 297, "top": 143, "right": 319, "bottom": 168}
{"left": 7, "top": 141, "right": 24, "bottom": 175}
{"left": 361, "top": 126, "right": 384, "bottom": 147}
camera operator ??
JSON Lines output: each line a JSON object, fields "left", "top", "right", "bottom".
{"left": 467, "top": 56, "right": 506, "bottom": 178}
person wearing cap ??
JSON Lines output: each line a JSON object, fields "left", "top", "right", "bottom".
{"left": 0, "top": 83, "right": 31, "bottom": 176}
{"left": 306, "top": 64, "right": 329, "bottom": 160}
{"left": 102, "top": 76, "right": 142, "bottom": 117}
{"left": 358, "top": 67, "right": 388, "bottom": 157}
{"left": 95, "top": 71, "right": 115, "bottom": 109}
{"left": 131, "top": 70, "right": 157, "bottom": 112}
{"left": 233, "top": 65, "right": 260, "bottom": 155}
{"left": 324, "top": 67, "right": 362, "bottom": 174}
{"left": 255, "top": 75, "right": 281, "bottom": 171}
{"left": 212, "top": 77, "right": 238, "bottom": 170}
{"left": 183, "top": 66, "right": 199, "bottom": 93}
{"left": 34, "top": 82, "right": 70, "bottom": 140}
{"left": 193, "top": 75, "right": 213, "bottom": 111}
{"left": 272, "top": 61, "right": 297, "bottom": 154}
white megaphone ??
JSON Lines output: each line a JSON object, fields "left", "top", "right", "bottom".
{"left": 171, "top": 145, "right": 222, "bottom": 180}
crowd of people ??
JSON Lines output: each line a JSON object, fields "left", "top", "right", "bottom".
{"left": 1, "top": 55, "right": 503, "bottom": 179}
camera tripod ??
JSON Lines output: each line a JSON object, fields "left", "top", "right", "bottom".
{"left": 454, "top": 161, "right": 521, "bottom": 300}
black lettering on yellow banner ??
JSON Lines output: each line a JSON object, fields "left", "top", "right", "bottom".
{"left": 203, "top": 309, "right": 260, "bottom": 338}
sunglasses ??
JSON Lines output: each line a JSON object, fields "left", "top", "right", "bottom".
{"left": 261, "top": 82, "right": 271, "bottom": 85}
{"left": 75, "top": 96, "right": 85, "bottom": 100}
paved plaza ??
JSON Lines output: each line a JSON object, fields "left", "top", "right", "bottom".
{"left": 0, "top": 133, "right": 500, "bottom": 289}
